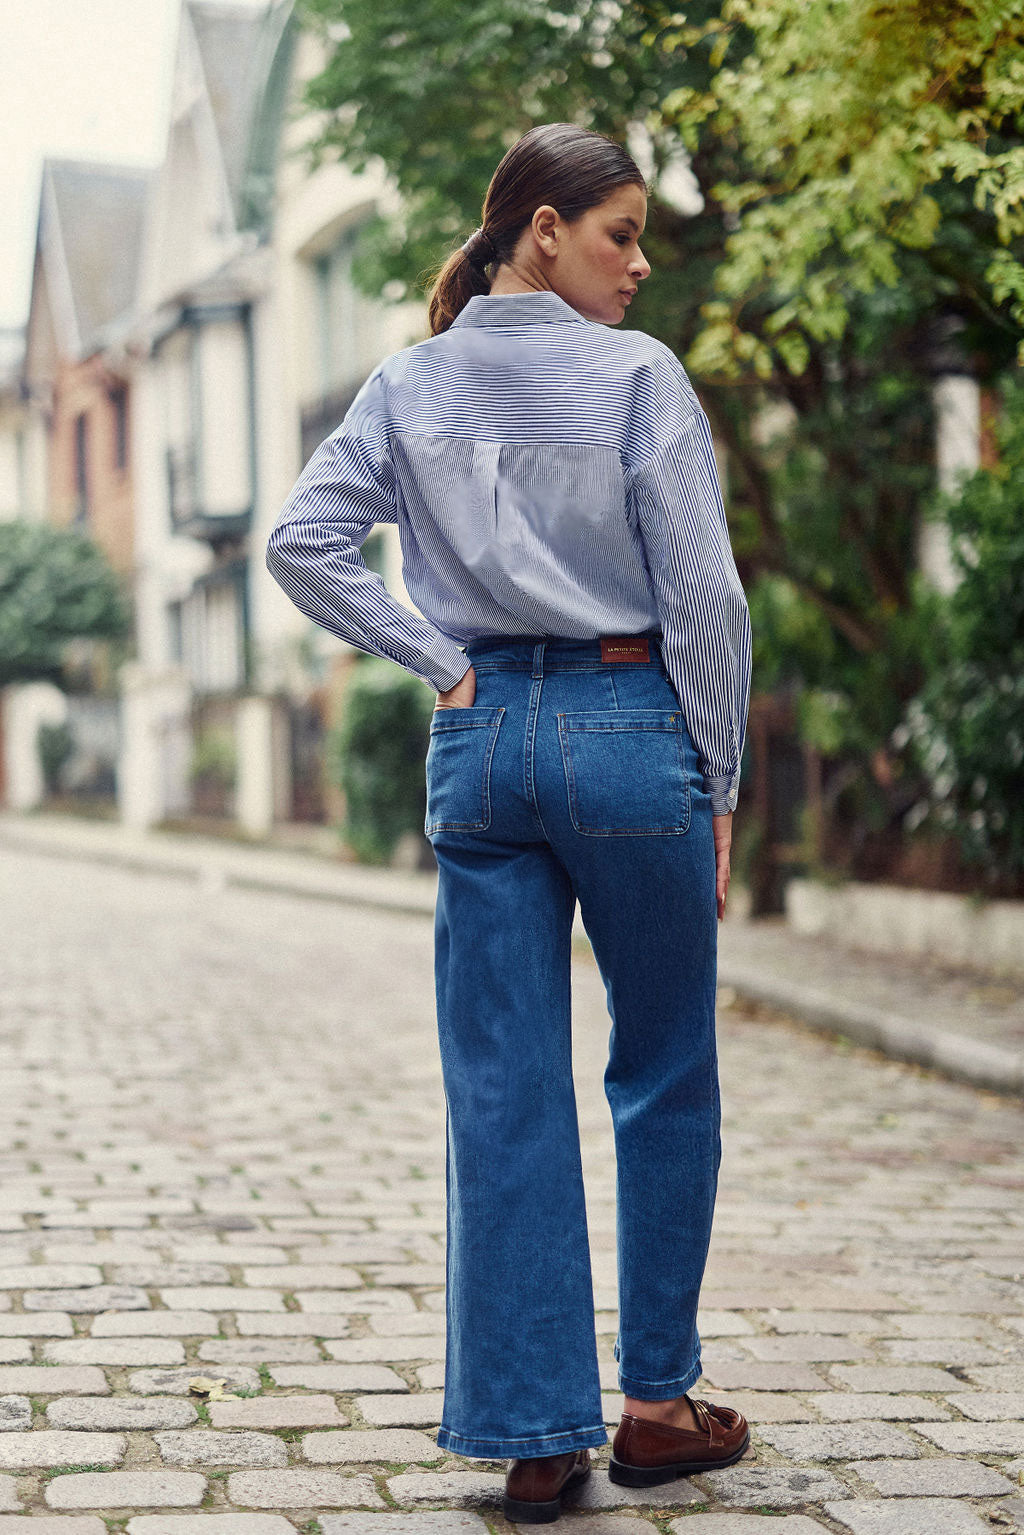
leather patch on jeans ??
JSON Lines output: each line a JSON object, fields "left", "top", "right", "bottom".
{"left": 600, "top": 636, "right": 650, "bottom": 663}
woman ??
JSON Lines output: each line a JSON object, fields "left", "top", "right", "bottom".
{"left": 267, "top": 121, "right": 752, "bottom": 1524}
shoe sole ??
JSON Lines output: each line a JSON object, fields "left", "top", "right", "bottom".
{"left": 608, "top": 1429, "right": 750, "bottom": 1486}
{"left": 502, "top": 1463, "right": 591, "bottom": 1524}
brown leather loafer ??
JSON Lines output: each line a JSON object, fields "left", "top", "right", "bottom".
{"left": 503, "top": 1447, "right": 592, "bottom": 1523}
{"left": 609, "top": 1397, "right": 750, "bottom": 1485}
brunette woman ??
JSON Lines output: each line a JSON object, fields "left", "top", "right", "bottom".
{"left": 267, "top": 121, "right": 752, "bottom": 1523}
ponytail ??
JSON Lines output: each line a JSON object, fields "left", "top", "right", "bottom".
{"left": 426, "top": 239, "right": 498, "bottom": 337}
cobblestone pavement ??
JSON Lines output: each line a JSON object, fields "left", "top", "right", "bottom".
{"left": 0, "top": 844, "right": 1022, "bottom": 1535}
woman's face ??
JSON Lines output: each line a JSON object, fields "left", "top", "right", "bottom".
{"left": 544, "top": 184, "right": 651, "bottom": 324}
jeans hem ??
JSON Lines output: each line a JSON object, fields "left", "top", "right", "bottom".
{"left": 436, "top": 1422, "right": 609, "bottom": 1459}
{"left": 618, "top": 1355, "right": 703, "bottom": 1400}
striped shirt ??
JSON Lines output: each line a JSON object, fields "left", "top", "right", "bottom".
{"left": 266, "top": 288, "right": 751, "bottom": 814}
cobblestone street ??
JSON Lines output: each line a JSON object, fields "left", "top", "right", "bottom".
{"left": 1, "top": 842, "right": 1022, "bottom": 1534}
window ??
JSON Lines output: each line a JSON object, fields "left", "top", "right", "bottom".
{"left": 74, "top": 413, "right": 89, "bottom": 524}
{"left": 111, "top": 386, "right": 128, "bottom": 471}
{"left": 313, "top": 221, "right": 377, "bottom": 394}
{"left": 183, "top": 561, "right": 249, "bottom": 694}
{"left": 168, "top": 600, "right": 184, "bottom": 665}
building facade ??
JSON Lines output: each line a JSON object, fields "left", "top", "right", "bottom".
{"left": 4, "top": 159, "right": 150, "bottom": 810}
{"left": 119, "top": 0, "right": 430, "bottom": 835}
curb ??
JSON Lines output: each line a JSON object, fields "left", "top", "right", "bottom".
{"left": 3, "top": 814, "right": 1021, "bottom": 1099}
{"left": 716, "top": 961, "right": 1024, "bottom": 1099}
{"left": 0, "top": 816, "right": 437, "bottom": 918}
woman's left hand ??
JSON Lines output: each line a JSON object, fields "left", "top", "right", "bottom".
{"left": 435, "top": 664, "right": 476, "bottom": 709}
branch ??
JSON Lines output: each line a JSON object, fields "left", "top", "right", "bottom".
{"left": 778, "top": 567, "right": 882, "bottom": 654}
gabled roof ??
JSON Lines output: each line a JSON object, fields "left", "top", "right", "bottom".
{"left": 133, "top": 0, "right": 296, "bottom": 319}
{"left": 42, "top": 159, "right": 152, "bottom": 356}
{"left": 188, "top": 1, "right": 270, "bottom": 218}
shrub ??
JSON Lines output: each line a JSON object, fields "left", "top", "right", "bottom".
{"left": 0, "top": 521, "right": 130, "bottom": 686}
{"left": 189, "top": 729, "right": 237, "bottom": 788}
{"left": 328, "top": 656, "right": 434, "bottom": 864}
{"left": 900, "top": 371, "right": 1024, "bottom": 888}
{"left": 37, "top": 720, "right": 75, "bottom": 795}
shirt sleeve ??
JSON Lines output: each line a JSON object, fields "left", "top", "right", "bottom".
{"left": 629, "top": 365, "right": 752, "bottom": 816}
{"left": 265, "top": 364, "right": 472, "bottom": 693}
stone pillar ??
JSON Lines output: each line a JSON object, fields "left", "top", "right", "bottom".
{"left": 0, "top": 682, "right": 68, "bottom": 810}
{"left": 235, "top": 694, "right": 287, "bottom": 838}
{"left": 118, "top": 662, "right": 192, "bottom": 829}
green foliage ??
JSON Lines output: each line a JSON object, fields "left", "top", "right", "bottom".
{"left": 670, "top": 0, "right": 1024, "bottom": 377}
{"left": 37, "top": 721, "right": 75, "bottom": 795}
{"left": 0, "top": 520, "right": 131, "bottom": 687}
{"left": 293, "top": 0, "right": 707, "bottom": 308}
{"left": 742, "top": 290, "right": 938, "bottom": 769}
{"left": 296, "top": 0, "right": 1022, "bottom": 379}
{"left": 902, "top": 371, "right": 1024, "bottom": 883}
{"left": 294, "top": 0, "right": 1019, "bottom": 887}
{"left": 43, "top": 1463, "right": 113, "bottom": 1477}
{"left": 328, "top": 656, "right": 434, "bottom": 864}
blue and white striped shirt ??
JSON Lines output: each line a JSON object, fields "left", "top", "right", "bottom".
{"left": 266, "top": 288, "right": 751, "bottom": 814}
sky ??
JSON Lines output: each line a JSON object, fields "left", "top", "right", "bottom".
{"left": 0, "top": 0, "right": 269, "bottom": 333}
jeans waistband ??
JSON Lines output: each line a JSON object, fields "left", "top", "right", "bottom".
{"left": 463, "top": 629, "right": 665, "bottom": 672}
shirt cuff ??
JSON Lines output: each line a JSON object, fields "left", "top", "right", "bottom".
{"left": 418, "top": 639, "right": 472, "bottom": 693}
{"left": 704, "top": 773, "right": 739, "bottom": 816}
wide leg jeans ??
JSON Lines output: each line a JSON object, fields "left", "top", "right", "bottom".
{"left": 426, "top": 632, "right": 722, "bottom": 1460}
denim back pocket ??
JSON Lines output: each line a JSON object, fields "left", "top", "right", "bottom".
{"left": 557, "top": 709, "right": 691, "bottom": 835}
{"left": 424, "top": 706, "right": 506, "bottom": 834}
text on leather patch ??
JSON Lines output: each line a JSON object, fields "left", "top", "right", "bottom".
{"left": 600, "top": 637, "right": 650, "bottom": 663}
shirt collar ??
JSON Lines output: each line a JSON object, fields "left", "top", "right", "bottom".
{"left": 449, "top": 290, "right": 591, "bottom": 329}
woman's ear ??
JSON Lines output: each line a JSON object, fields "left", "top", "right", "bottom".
{"left": 530, "top": 204, "right": 561, "bottom": 257}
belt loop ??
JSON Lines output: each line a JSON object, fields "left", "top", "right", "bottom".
{"left": 532, "top": 639, "right": 546, "bottom": 678}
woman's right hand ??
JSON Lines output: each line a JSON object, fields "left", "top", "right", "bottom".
{"left": 434, "top": 663, "right": 477, "bottom": 710}
{"left": 713, "top": 811, "right": 732, "bottom": 921}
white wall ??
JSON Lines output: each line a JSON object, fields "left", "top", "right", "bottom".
{"left": 1, "top": 682, "right": 67, "bottom": 810}
{"left": 130, "top": 356, "right": 211, "bottom": 675}
{"left": 248, "top": 27, "right": 432, "bottom": 701}
{"left": 118, "top": 662, "right": 191, "bottom": 828}
{"left": 196, "top": 315, "right": 252, "bottom": 518}
{"left": 0, "top": 407, "right": 24, "bottom": 517}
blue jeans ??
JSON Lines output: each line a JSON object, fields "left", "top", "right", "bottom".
{"left": 426, "top": 631, "right": 722, "bottom": 1461}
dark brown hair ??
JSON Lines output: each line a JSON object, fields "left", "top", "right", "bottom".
{"left": 426, "top": 122, "right": 648, "bottom": 336}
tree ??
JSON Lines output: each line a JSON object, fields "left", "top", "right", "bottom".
{"left": 662, "top": 0, "right": 1024, "bottom": 380}
{"left": 0, "top": 521, "right": 131, "bottom": 688}
{"left": 292, "top": 0, "right": 1019, "bottom": 891}
{"left": 294, "top": 0, "right": 718, "bottom": 326}
{"left": 292, "top": 0, "right": 939, "bottom": 655}
{"left": 901, "top": 370, "right": 1024, "bottom": 890}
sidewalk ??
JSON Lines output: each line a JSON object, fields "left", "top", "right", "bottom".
{"left": 3, "top": 809, "right": 1022, "bottom": 1097}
